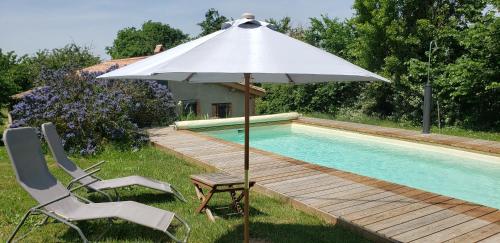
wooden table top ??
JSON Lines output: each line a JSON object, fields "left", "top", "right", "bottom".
{"left": 190, "top": 172, "right": 256, "bottom": 187}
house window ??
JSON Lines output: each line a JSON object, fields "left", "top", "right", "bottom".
{"left": 181, "top": 99, "right": 198, "bottom": 116}
{"left": 212, "top": 103, "right": 232, "bottom": 118}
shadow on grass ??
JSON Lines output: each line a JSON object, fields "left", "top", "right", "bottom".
{"left": 214, "top": 222, "right": 369, "bottom": 243}
{"left": 87, "top": 191, "right": 177, "bottom": 204}
{"left": 204, "top": 202, "right": 268, "bottom": 220}
{"left": 60, "top": 220, "right": 177, "bottom": 242}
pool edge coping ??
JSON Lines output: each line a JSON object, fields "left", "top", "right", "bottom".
{"left": 296, "top": 117, "right": 500, "bottom": 156}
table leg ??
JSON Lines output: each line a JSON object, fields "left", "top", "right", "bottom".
{"left": 194, "top": 184, "right": 204, "bottom": 200}
{"left": 230, "top": 190, "right": 244, "bottom": 215}
{"left": 196, "top": 188, "right": 215, "bottom": 213}
{"left": 205, "top": 208, "right": 216, "bottom": 222}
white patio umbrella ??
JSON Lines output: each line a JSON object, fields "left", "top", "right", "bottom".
{"left": 99, "top": 13, "right": 389, "bottom": 242}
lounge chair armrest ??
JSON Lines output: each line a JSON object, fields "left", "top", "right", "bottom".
{"left": 69, "top": 180, "right": 113, "bottom": 202}
{"left": 67, "top": 168, "right": 101, "bottom": 190}
{"left": 35, "top": 193, "right": 71, "bottom": 209}
{"left": 69, "top": 178, "right": 102, "bottom": 193}
{"left": 83, "top": 160, "right": 106, "bottom": 172}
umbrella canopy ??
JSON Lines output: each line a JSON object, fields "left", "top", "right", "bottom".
{"left": 98, "top": 15, "right": 389, "bottom": 83}
{"left": 98, "top": 13, "right": 389, "bottom": 243}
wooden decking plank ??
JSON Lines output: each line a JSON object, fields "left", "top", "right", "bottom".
{"left": 265, "top": 173, "right": 330, "bottom": 188}
{"left": 380, "top": 202, "right": 480, "bottom": 238}
{"left": 318, "top": 183, "right": 404, "bottom": 211}
{"left": 296, "top": 181, "right": 376, "bottom": 205}
{"left": 300, "top": 182, "right": 388, "bottom": 207}
{"left": 285, "top": 178, "right": 358, "bottom": 197}
{"left": 248, "top": 167, "right": 313, "bottom": 181}
{"left": 445, "top": 222, "right": 500, "bottom": 243}
{"left": 365, "top": 198, "right": 463, "bottom": 232}
{"left": 317, "top": 187, "right": 401, "bottom": 213}
{"left": 277, "top": 173, "right": 349, "bottom": 191}
{"left": 228, "top": 162, "right": 299, "bottom": 176}
{"left": 478, "top": 232, "right": 500, "bottom": 243}
{"left": 231, "top": 164, "right": 306, "bottom": 178}
{"left": 393, "top": 207, "right": 494, "bottom": 242}
{"left": 340, "top": 190, "right": 430, "bottom": 222}
{"left": 257, "top": 171, "right": 322, "bottom": 185}
{"left": 270, "top": 174, "right": 343, "bottom": 192}
{"left": 353, "top": 195, "right": 451, "bottom": 226}
{"left": 223, "top": 159, "right": 288, "bottom": 170}
{"left": 326, "top": 186, "right": 412, "bottom": 216}
{"left": 298, "top": 178, "right": 386, "bottom": 203}
{"left": 194, "top": 150, "right": 243, "bottom": 161}
{"left": 310, "top": 180, "right": 395, "bottom": 207}
{"left": 410, "top": 210, "right": 500, "bottom": 243}
{"left": 443, "top": 222, "right": 500, "bottom": 242}
{"left": 176, "top": 143, "right": 235, "bottom": 153}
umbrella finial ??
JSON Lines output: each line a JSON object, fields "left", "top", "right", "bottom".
{"left": 241, "top": 13, "right": 255, "bottom": 19}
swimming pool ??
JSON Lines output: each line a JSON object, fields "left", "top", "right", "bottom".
{"left": 203, "top": 123, "right": 500, "bottom": 209}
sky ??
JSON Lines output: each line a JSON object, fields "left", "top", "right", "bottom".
{"left": 0, "top": 0, "right": 355, "bottom": 59}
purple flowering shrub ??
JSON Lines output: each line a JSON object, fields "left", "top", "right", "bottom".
{"left": 10, "top": 66, "right": 176, "bottom": 155}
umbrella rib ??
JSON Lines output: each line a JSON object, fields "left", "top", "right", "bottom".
{"left": 183, "top": 73, "right": 196, "bottom": 82}
{"left": 285, "top": 74, "right": 295, "bottom": 84}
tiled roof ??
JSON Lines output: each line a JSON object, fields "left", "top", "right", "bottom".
{"left": 80, "top": 56, "right": 147, "bottom": 73}
{"left": 81, "top": 56, "right": 266, "bottom": 96}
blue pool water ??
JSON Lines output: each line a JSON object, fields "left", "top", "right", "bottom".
{"left": 203, "top": 124, "right": 500, "bottom": 209}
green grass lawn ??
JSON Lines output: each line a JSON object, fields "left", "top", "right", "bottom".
{"left": 305, "top": 112, "right": 500, "bottom": 142}
{"left": 0, "top": 145, "right": 368, "bottom": 242}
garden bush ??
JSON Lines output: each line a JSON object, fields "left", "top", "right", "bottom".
{"left": 10, "top": 66, "right": 177, "bottom": 155}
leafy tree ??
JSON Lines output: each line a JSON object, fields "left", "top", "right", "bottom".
{"left": 0, "top": 44, "right": 100, "bottom": 93}
{"left": 0, "top": 49, "right": 21, "bottom": 121}
{"left": 197, "top": 8, "right": 228, "bottom": 37}
{"left": 433, "top": 7, "right": 500, "bottom": 128}
{"left": 106, "top": 21, "right": 188, "bottom": 59}
{"left": 25, "top": 44, "right": 101, "bottom": 87}
{"left": 350, "top": 0, "right": 498, "bottom": 128}
{"left": 258, "top": 1, "right": 498, "bottom": 130}
{"left": 258, "top": 16, "right": 362, "bottom": 116}
{"left": 304, "top": 16, "right": 355, "bottom": 61}
{"left": 266, "top": 17, "right": 292, "bottom": 34}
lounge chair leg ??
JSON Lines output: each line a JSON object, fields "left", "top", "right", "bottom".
{"left": 94, "top": 219, "right": 113, "bottom": 241}
{"left": 165, "top": 214, "right": 191, "bottom": 243}
{"left": 113, "top": 189, "right": 120, "bottom": 201}
{"left": 40, "top": 211, "right": 89, "bottom": 243}
{"left": 171, "top": 185, "right": 187, "bottom": 202}
{"left": 7, "top": 209, "right": 32, "bottom": 243}
{"left": 94, "top": 188, "right": 113, "bottom": 202}
{"left": 35, "top": 215, "right": 50, "bottom": 226}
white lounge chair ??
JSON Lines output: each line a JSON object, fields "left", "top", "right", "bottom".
{"left": 4, "top": 127, "right": 190, "bottom": 242}
{"left": 41, "top": 122, "right": 186, "bottom": 202}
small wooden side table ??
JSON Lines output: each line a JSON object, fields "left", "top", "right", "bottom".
{"left": 190, "top": 172, "right": 255, "bottom": 222}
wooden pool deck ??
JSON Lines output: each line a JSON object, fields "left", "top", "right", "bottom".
{"left": 148, "top": 121, "right": 500, "bottom": 243}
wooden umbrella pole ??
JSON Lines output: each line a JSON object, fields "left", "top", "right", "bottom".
{"left": 243, "top": 73, "right": 251, "bottom": 243}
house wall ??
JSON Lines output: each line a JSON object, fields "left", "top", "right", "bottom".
{"left": 163, "top": 81, "right": 256, "bottom": 118}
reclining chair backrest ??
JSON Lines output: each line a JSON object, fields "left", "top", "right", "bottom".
{"left": 3, "top": 127, "right": 81, "bottom": 213}
{"left": 41, "top": 123, "right": 94, "bottom": 184}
